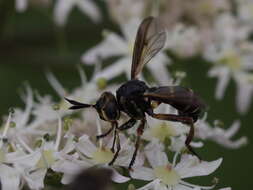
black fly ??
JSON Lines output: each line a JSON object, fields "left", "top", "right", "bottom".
{"left": 65, "top": 16, "right": 205, "bottom": 170}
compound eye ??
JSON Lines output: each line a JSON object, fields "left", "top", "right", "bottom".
{"left": 95, "top": 92, "right": 120, "bottom": 121}
{"left": 102, "top": 103, "right": 120, "bottom": 121}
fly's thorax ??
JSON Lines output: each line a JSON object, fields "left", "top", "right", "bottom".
{"left": 94, "top": 91, "right": 120, "bottom": 121}
{"left": 116, "top": 80, "right": 150, "bottom": 119}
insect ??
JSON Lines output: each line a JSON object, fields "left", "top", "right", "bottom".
{"left": 65, "top": 16, "right": 205, "bottom": 170}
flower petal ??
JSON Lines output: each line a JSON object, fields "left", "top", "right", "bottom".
{"left": 208, "top": 66, "right": 230, "bottom": 99}
{"left": 111, "top": 168, "right": 130, "bottom": 183}
{"left": 77, "top": 0, "right": 101, "bottom": 23}
{"left": 76, "top": 135, "right": 97, "bottom": 157}
{"left": 93, "top": 57, "right": 130, "bottom": 80}
{"left": 136, "top": 179, "right": 160, "bottom": 190}
{"left": 130, "top": 166, "right": 156, "bottom": 181}
{"left": 54, "top": 0, "right": 74, "bottom": 26}
{"left": 145, "top": 141, "right": 169, "bottom": 168}
{"left": 0, "top": 165, "right": 20, "bottom": 190}
{"left": 234, "top": 72, "right": 253, "bottom": 114}
{"left": 81, "top": 33, "right": 126, "bottom": 64}
{"left": 174, "top": 184, "right": 197, "bottom": 190}
{"left": 175, "top": 154, "right": 222, "bottom": 178}
{"left": 23, "top": 169, "right": 47, "bottom": 190}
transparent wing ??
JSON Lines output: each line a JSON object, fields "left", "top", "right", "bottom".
{"left": 131, "top": 16, "right": 166, "bottom": 79}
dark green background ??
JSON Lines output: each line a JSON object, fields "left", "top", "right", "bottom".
{"left": 0, "top": 1, "right": 252, "bottom": 189}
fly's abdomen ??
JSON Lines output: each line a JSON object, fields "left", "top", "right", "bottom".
{"left": 144, "top": 86, "right": 206, "bottom": 121}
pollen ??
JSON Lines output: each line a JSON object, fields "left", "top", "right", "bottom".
{"left": 150, "top": 122, "right": 177, "bottom": 142}
{"left": 154, "top": 165, "right": 180, "bottom": 186}
{"left": 92, "top": 147, "right": 114, "bottom": 164}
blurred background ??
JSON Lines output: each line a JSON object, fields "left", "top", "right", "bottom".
{"left": 0, "top": 0, "right": 252, "bottom": 189}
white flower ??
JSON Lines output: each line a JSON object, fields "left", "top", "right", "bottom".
{"left": 142, "top": 108, "right": 203, "bottom": 153}
{"left": 4, "top": 85, "right": 46, "bottom": 143}
{"left": 46, "top": 66, "right": 115, "bottom": 106}
{"left": 204, "top": 13, "right": 253, "bottom": 114}
{"left": 195, "top": 116, "right": 247, "bottom": 149}
{"left": 11, "top": 114, "right": 76, "bottom": 189}
{"left": 131, "top": 143, "right": 222, "bottom": 190}
{"left": 144, "top": 114, "right": 188, "bottom": 142}
{"left": 75, "top": 118, "right": 144, "bottom": 168}
{"left": 81, "top": 18, "right": 171, "bottom": 85}
{"left": 0, "top": 164, "right": 21, "bottom": 190}
{"left": 74, "top": 134, "right": 132, "bottom": 182}
{"left": 51, "top": 118, "right": 132, "bottom": 185}
{"left": 165, "top": 23, "right": 202, "bottom": 57}
{"left": 106, "top": 0, "right": 145, "bottom": 24}
{"left": 0, "top": 113, "right": 26, "bottom": 190}
{"left": 236, "top": 0, "right": 253, "bottom": 26}
{"left": 54, "top": 0, "right": 101, "bottom": 26}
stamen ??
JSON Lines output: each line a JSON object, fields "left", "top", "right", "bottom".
{"left": 46, "top": 72, "right": 67, "bottom": 97}
{"left": 19, "top": 84, "right": 33, "bottom": 127}
{"left": 77, "top": 65, "right": 87, "bottom": 86}
{"left": 2, "top": 112, "right": 12, "bottom": 137}
{"left": 172, "top": 151, "right": 179, "bottom": 167}
{"left": 54, "top": 114, "right": 62, "bottom": 151}
{"left": 17, "top": 136, "right": 34, "bottom": 153}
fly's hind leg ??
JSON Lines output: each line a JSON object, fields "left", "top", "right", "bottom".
{"left": 185, "top": 123, "right": 202, "bottom": 160}
{"left": 147, "top": 110, "right": 201, "bottom": 160}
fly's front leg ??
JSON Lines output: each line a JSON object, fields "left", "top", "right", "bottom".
{"left": 147, "top": 110, "right": 201, "bottom": 160}
{"left": 96, "top": 124, "right": 114, "bottom": 140}
{"left": 129, "top": 118, "right": 146, "bottom": 170}
{"left": 109, "top": 130, "right": 121, "bottom": 166}
{"left": 111, "top": 122, "right": 118, "bottom": 153}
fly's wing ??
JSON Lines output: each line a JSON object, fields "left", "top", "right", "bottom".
{"left": 144, "top": 86, "right": 207, "bottom": 110}
{"left": 131, "top": 16, "right": 166, "bottom": 79}
{"left": 143, "top": 86, "right": 178, "bottom": 103}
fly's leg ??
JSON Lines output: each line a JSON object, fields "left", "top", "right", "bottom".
{"left": 128, "top": 119, "right": 146, "bottom": 170}
{"left": 185, "top": 123, "right": 202, "bottom": 160}
{"left": 106, "top": 122, "right": 119, "bottom": 153}
{"left": 117, "top": 118, "right": 137, "bottom": 131}
{"left": 109, "top": 130, "right": 121, "bottom": 166}
{"left": 147, "top": 110, "right": 201, "bottom": 160}
{"left": 109, "top": 118, "right": 137, "bottom": 164}
{"left": 96, "top": 124, "right": 114, "bottom": 140}
{"left": 147, "top": 110, "right": 193, "bottom": 124}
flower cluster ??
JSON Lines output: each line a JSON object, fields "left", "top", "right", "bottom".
{"left": 0, "top": 68, "right": 245, "bottom": 190}
{"left": 3, "top": 0, "right": 250, "bottom": 189}
{"left": 15, "top": 0, "right": 253, "bottom": 114}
